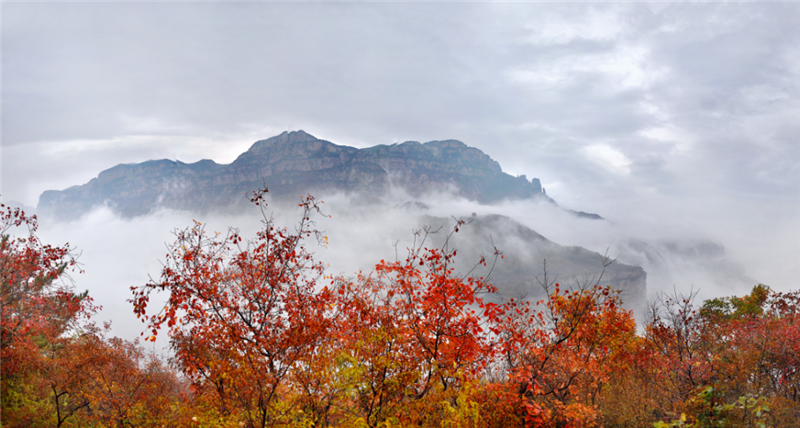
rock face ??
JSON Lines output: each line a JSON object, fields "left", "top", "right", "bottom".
{"left": 38, "top": 130, "right": 552, "bottom": 220}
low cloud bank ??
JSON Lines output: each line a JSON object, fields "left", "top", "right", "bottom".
{"left": 35, "top": 187, "right": 797, "bottom": 345}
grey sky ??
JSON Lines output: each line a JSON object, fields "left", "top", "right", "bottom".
{"left": 2, "top": 2, "right": 799, "bottom": 300}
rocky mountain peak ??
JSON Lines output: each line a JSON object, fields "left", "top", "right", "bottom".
{"left": 37, "top": 131, "right": 565, "bottom": 220}
{"left": 249, "top": 130, "right": 320, "bottom": 150}
{"left": 239, "top": 130, "right": 354, "bottom": 161}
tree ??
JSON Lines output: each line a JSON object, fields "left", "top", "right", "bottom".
{"left": 130, "top": 189, "right": 334, "bottom": 428}
{"left": 0, "top": 201, "right": 97, "bottom": 427}
{"left": 58, "top": 324, "right": 185, "bottom": 428}
{"left": 0, "top": 202, "right": 89, "bottom": 356}
{"left": 647, "top": 285, "right": 800, "bottom": 428}
{"left": 323, "top": 222, "right": 506, "bottom": 427}
{"left": 496, "top": 259, "right": 638, "bottom": 428}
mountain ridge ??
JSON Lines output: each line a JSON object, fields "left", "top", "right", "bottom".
{"left": 38, "top": 130, "right": 574, "bottom": 220}
{"left": 33, "top": 130, "right": 642, "bottom": 310}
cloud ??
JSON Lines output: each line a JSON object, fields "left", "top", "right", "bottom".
{"left": 581, "top": 144, "right": 632, "bottom": 175}
{"left": 33, "top": 185, "right": 789, "bottom": 345}
{"left": 4, "top": 2, "right": 798, "bottom": 321}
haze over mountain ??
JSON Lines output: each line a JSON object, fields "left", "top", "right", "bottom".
{"left": 36, "top": 131, "right": 644, "bottom": 311}
{"left": 5, "top": 2, "right": 795, "bottom": 353}
{"left": 411, "top": 212, "right": 647, "bottom": 310}
{"left": 39, "top": 130, "right": 575, "bottom": 220}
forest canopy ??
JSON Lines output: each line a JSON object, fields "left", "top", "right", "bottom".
{"left": 2, "top": 192, "right": 798, "bottom": 428}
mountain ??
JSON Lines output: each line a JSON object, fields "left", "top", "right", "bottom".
{"left": 413, "top": 212, "right": 647, "bottom": 312}
{"left": 38, "top": 130, "right": 559, "bottom": 220}
{"left": 35, "top": 130, "right": 644, "bottom": 308}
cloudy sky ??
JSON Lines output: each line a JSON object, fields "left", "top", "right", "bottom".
{"left": 2, "top": 2, "right": 799, "bottom": 311}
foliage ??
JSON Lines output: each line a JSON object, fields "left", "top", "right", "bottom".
{"left": 653, "top": 387, "right": 770, "bottom": 428}
{"left": 499, "top": 264, "right": 639, "bottom": 428}
{"left": 4, "top": 193, "right": 800, "bottom": 427}
{"left": 1, "top": 202, "right": 91, "bottom": 427}
{"left": 1, "top": 201, "right": 186, "bottom": 427}
{"left": 1, "top": 203, "right": 88, "bottom": 370}
{"left": 130, "top": 190, "right": 335, "bottom": 427}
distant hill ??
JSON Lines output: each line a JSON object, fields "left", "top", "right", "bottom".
{"left": 38, "top": 130, "right": 579, "bottom": 220}
{"left": 1, "top": 200, "right": 36, "bottom": 214}
{"left": 414, "top": 213, "right": 647, "bottom": 312}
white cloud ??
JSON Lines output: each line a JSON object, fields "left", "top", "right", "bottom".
{"left": 581, "top": 144, "right": 632, "bottom": 175}
{"left": 521, "top": 5, "right": 626, "bottom": 45}
{"left": 638, "top": 125, "right": 694, "bottom": 155}
{"left": 3, "top": 2, "right": 798, "bottom": 319}
{"left": 506, "top": 42, "right": 665, "bottom": 93}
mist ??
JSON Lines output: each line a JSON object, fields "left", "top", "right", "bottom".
{"left": 5, "top": 1, "right": 796, "bottom": 344}
{"left": 33, "top": 182, "right": 796, "bottom": 347}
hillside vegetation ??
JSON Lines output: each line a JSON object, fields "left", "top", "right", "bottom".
{"left": 2, "top": 193, "right": 798, "bottom": 428}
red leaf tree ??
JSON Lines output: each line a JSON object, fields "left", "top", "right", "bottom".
{"left": 323, "top": 222, "right": 507, "bottom": 426}
{"left": 0, "top": 202, "right": 98, "bottom": 427}
{"left": 130, "top": 189, "right": 334, "bottom": 428}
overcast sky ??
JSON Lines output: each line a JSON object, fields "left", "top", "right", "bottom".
{"left": 2, "top": 2, "right": 799, "bottom": 304}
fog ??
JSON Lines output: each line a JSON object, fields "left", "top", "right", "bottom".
{"left": 34, "top": 184, "right": 795, "bottom": 347}
{"left": 5, "top": 1, "right": 797, "bottom": 346}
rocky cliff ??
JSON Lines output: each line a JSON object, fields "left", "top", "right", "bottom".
{"left": 38, "top": 130, "right": 553, "bottom": 219}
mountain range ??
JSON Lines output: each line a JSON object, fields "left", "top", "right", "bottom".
{"left": 38, "top": 130, "right": 579, "bottom": 220}
{"left": 36, "top": 131, "right": 644, "bottom": 309}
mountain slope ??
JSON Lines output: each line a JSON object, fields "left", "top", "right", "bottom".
{"left": 415, "top": 213, "right": 647, "bottom": 312}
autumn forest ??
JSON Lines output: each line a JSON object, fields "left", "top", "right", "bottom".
{"left": 2, "top": 191, "right": 798, "bottom": 428}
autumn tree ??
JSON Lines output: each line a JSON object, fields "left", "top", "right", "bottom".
{"left": 130, "top": 189, "right": 335, "bottom": 428}
{"left": 130, "top": 190, "right": 518, "bottom": 428}
{"left": 1, "top": 201, "right": 187, "bottom": 428}
{"left": 493, "top": 258, "right": 639, "bottom": 428}
{"left": 0, "top": 203, "right": 88, "bottom": 359}
{"left": 113, "top": 188, "right": 796, "bottom": 427}
{"left": 319, "top": 222, "right": 507, "bottom": 427}
{"left": 640, "top": 285, "right": 800, "bottom": 428}
{"left": 0, "top": 202, "right": 98, "bottom": 427}
{"left": 63, "top": 325, "right": 185, "bottom": 428}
